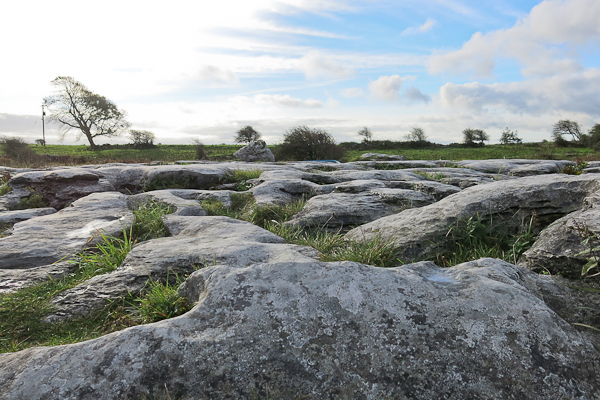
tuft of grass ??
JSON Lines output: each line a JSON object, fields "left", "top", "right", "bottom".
{"left": 131, "top": 200, "right": 173, "bottom": 242}
{"left": 201, "top": 192, "right": 255, "bottom": 220}
{"left": 414, "top": 170, "right": 447, "bottom": 182}
{"left": 436, "top": 214, "right": 538, "bottom": 267}
{"left": 372, "top": 163, "right": 409, "bottom": 170}
{"left": 248, "top": 200, "right": 307, "bottom": 228}
{"left": 17, "top": 191, "right": 48, "bottom": 209}
{"left": 221, "top": 169, "right": 263, "bottom": 191}
{"left": 128, "top": 275, "right": 193, "bottom": 324}
{"left": 265, "top": 222, "right": 399, "bottom": 267}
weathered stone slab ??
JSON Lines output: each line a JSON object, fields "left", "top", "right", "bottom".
{"left": 455, "top": 159, "right": 575, "bottom": 176}
{"left": 0, "top": 192, "right": 133, "bottom": 269}
{"left": 0, "top": 207, "right": 57, "bottom": 224}
{"left": 1, "top": 259, "right": 598, "bottom": 400}
{"left": 346, "top": 173, "right": 600, "bottom": 262}
{"left": 285, "top": 190, "right": 435, "bottom": 230}
{"left": 44, "top": 216, "right": 319, "bottom": 321}
{"left": 519, "top": 191, "right": 600, "bottom": 278}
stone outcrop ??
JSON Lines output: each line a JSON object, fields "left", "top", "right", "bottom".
{"left": 1, "top": 258, "right": 599, "bottom": 399}
{"left": 233, "top": 140, "right": 275, "bottom": 162}
{"left": 519, "top": 190, "right": 600, "bottom": 278}
{"left": 346, "top": 173, "right": 600, "bottom": 262}
{"left": 1, "top": 159, "right": 600, "bottom": 400}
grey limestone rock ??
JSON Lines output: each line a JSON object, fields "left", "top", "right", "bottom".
{"left": 359, "top": 152, "right": 406, "bottom": 160}
{"left": 1, "top": 258, "right": 598, "bottom": 399}
{"left": 455, "top": 159, "right": 575, "bottom": 176}
{"left": 519, "top": 191, "right": 600, "bottom": 277}
{"left": 44, "top": 216, "right": 319, "bottom": 321}
{"left": 346, "top": 173, "right": 600, "bottom": 262}
{"left": 0, "top": 207, "right": 57, "bottom": 224}
{"left": 0, "top": 192, "right": 133, "bottom": 269}
{"left": 7, "top": 168, "right": 116, "bottom": 209}
{"left": 233, "top": 140, "right": 275, "bottom": 162}
{"left": 284, "top": 189, "right": 435, "bottom": 230}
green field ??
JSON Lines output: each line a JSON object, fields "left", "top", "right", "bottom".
{"left": 340, "top": 143, "right": 599, "bottom": 162}
{"left": 0, "top": 142, "right": 597, "bottom": 167}
{"left": 31, "top": 144, "right": 244, "bottom": 164}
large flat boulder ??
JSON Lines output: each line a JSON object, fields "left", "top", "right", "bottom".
{"left": 1, "top": 258, "right": 598, "bottom": 399}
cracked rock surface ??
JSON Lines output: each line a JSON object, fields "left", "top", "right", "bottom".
{"left": 1, "top": 159, "right": 599, "bottom": 400}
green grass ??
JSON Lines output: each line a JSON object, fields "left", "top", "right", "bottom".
{"left": 435, "top": 214, "right": 538, "bottom": 267}
{"left": 0, "top": 200, "right": 178, "bottom": 353}
{"left": 201, "top": 195, "right": 399, "bottom": 267}
{"left": 28, "top": 144, "right": 244, "bottom": 165}
{"left": 342, "top": 143, "right": 599, "bottom": 162}
{"left": 220, "top": 169, "right": 263, "bottom": 191}
{"left": 0, "top": 142, "right": 595, "bottom": 167}
{"left": 16, "top": 192, "right": 48, "bottom": 209}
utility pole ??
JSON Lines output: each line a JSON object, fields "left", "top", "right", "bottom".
{"left": 41, "top": 104, "right": 46, "bottom": 147}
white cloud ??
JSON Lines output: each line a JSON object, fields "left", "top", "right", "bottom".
{"left": 341, "top": 88, "right": 365, "bottom": 98}
{"left": 401, "top": 18, "right": 437, "bottom": 36}
{"left": 253, "top": 94, "right": 324, "bottom": 108}
{"left": 439, "top": 69, "right": 600, "bottom": 116}
{"left": 368, "top": 75, "right": 415, "bottom": 101}
{"left": 300, "top": 50, "right": 355, "bottom": 79}
{"left": 405, "top": 86, "right": 432, "bottom": 103}
{"left": 429, "top": 0, "right": 600, "bottom": 78}
{"left": 197, "top": 65, "right": 240, "bottom": 84}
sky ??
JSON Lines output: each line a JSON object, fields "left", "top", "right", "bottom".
{"left": 1, "top": 0, "right": 599, "bottom": 146}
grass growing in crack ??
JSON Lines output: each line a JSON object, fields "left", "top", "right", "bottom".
{"left": 571, "top": 219, "right": 600, "bottom": 277}
{"left": 125, "top": 275, "right": 193, "bottom": 324}
{"left": 131, "top": 200, "right": 173, "bottom": 241}
{"left": 265, "top": 222, "right": 399, "bottom": 267}
{"left": 414, "top": 170, "right": 447, "bottom": 182}
{"left": 200, "top": 194, "right": 398, "bottom": 266}
{"left": 436, "top": 214, "right": 538, "bottom": 267}
{"left": 221, "top": 169, "right": 263, "bottom": 191}
{"left": 0, "top": 230, "right": 135, "bottom": 352}
{"left": 17, "top": 191, "right": 48, "bottom": 209}
{"left": 0, "top": 200, "right": 177, "bottom": 353}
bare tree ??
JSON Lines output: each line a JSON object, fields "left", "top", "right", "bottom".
{"left": 43, "top": 77, "right": 130, "bottom": 149}
{"left": 406, "top": 127, "right": 427, "bottom": 142}
{"left": 358, "top": 127, "right": 373, "bottom": 143}
{"left": 552, "top": 120, "right": 582, "bottom": 142}
{"left": 235, "top": 126, "right": 261, "bottom": 144}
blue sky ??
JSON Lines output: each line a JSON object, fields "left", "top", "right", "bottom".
{"left": 1, "top": 0, "right": 599, "bottom": 145}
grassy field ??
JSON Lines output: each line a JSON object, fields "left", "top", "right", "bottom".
{"left": 340, "top": 143, "right": 599, "bottom": 162}
{"left": 0, "top": 142, "right": 597, "bottom": 167}
{"left": 31, "top": 144, "right": 244, "bottom": 163}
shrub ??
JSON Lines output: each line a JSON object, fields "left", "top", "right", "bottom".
{"left": 499, "top": 127, "right": 522, "bottom": 144}
{"left": 406, "top": 127, "right": 427, "bottom": 142}
{"left": 275, "top": 126, "right": 346, "bottom": 161}
{"left": 129, "top": 130, "right": 156, "bottom": 149}
{"left": 191, "top": 138, "right": 206, "bottom": 160}
{"left": 0, "top": 136, "right": 39, "bottom": 165}
{"left": 462, "top": 128, "right": 489, "bottom": 146}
